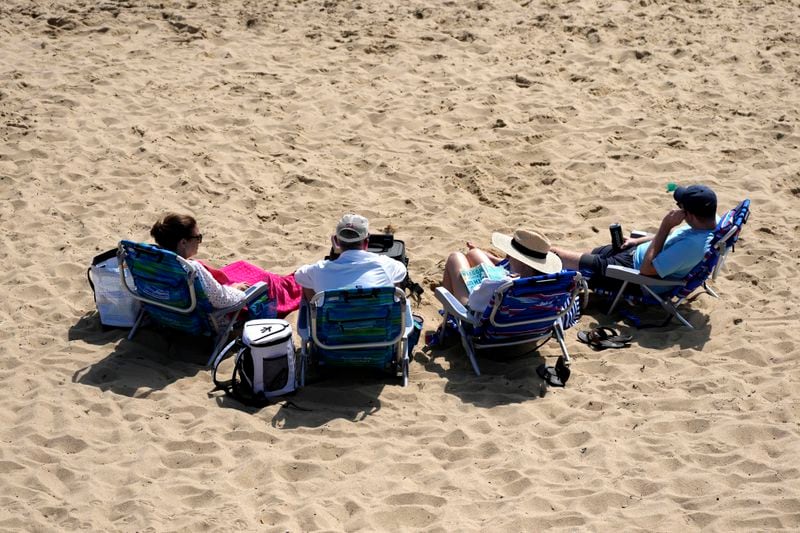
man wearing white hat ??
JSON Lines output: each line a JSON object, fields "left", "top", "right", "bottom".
{"left": 441, "top": 228, "right": 562, "bottom": 312}
{"left": 294, "top": 213, "right": 407, "bottom": 301}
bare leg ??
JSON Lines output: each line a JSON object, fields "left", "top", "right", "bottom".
{"left": 442, "top": 252, "right": 472, "bottom": 305}
{"left": 465, "top": 247, "right": 495, "bottom": 267}
{"left": 442, "top": 248, "right": 499, "bottom": 305}
{"left": 550, "top": 246, "right": 583, "bottom": 270}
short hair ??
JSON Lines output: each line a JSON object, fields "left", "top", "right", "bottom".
{"left": 337, "top": 237, "right": 366, "bottom": 251}
{"left": 150, "top": 213, "right": 197, "bottom": 252}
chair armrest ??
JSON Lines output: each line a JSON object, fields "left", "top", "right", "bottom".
{"left": 434, "top": 287, "right": 478, "bottom": 325}
{"left": 243, "top": 281, "right": 269, "bottom": 302}
{"left": 213, "top": 281, "right": 269, "bottom": 315}
{"left": 629, "top": 230, "right": 652, "bottom": 239}
{"left": 605, "top": 265, "right": 683, "bottom": 287}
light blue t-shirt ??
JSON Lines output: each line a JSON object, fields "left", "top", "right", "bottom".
{"left": 633, "top": 225, "right": 714, "bottom": 286}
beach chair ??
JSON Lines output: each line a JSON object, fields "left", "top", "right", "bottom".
{"left": 297, "top": 287, "right": 413, "bottom": 387}
{"left": 598, "top": 199, "right": 751, "bottom": 328}
{"left": 117, "top": 240, "right": 268, "bottom": 365}
{"left": 434, "top": 270, "right": 587, "bottom": 378}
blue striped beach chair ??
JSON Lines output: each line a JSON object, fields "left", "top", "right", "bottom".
{"left": 117, "top": 240, "right": 268, "bottom": 365}
{"left": 297, "top": 287, "right": 413, "bottom": 386}
{"left": 434, "top": 270, "right": 587, "bottom": 378}
{"left": 597, "top": 199, "right": 751, "bottom": 328}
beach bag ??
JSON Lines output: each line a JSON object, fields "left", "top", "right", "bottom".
{"left": 327, "top": 234, "right": 424, "bottom": 301}
{"left": 212, "top": 319, "right": 297, "bottom": 406}
{"left": 87, "top": 248, "right": 141, "bottom": 327}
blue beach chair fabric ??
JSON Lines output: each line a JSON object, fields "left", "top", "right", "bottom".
{"left": 434, "top": 270, "right": 587, "bottom": 377}
{"left": 297, "top": 286, "right": 413, "bottom": 387}
{"left": 117, "top": 240, "right": 268, "bottom": 365}
{"left": 598, "top": 199, "right": 751, "bottom": 328}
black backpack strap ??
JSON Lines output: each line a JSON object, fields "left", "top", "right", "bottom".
{"left": 230, "top": 356, "right": 272, "bottom": 408}
{"left": 211, "top": 339, "right": 242, "bottom": 392}
{"left": 402, "top": 275, "right": 424, "bottom": 304}
{"left": 211, "top": 340, "right": 272, "bottom": 408}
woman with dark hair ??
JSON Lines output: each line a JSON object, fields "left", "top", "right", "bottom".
{"left": 150, "top": 213, "right": 302, "bottom": 315}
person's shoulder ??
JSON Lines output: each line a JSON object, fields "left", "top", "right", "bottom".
{"left": 296, "top": 258, "right": 329, "bottom": 273}
{"left": 185, "top": 258, "right": 204, "bottom": 270}
{"left": 376, "top": 253, "right": 406, "bottom": 270}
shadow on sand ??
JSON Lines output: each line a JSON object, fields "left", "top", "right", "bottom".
{"left": 421, "top": 341, "right": 550, "bottom": 407}
{"left": 70, "top": 313, "right": 208, "bottom": 398}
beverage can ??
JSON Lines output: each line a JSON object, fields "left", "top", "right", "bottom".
{"left": 610, "top": 223, "right": 624, "bottom": 252}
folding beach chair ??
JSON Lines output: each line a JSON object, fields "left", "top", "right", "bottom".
{"left": 434, "top": 270, "right": 587, "bottom": 378}
{"left": 598, "top": 199, "right": 751, "bottom": 328}
{"left": 118, "top": 240, "right": 268, "bottom": 365}
{"left": 297, "top": 287, "right": 413, "bottom": 387}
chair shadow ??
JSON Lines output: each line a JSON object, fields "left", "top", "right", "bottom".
{"left": 419, "top": 341, "right": 549, "bottom": 407}
{"left": 71, "top": 315, "right": 209, "bottom": 398}
{"left": 68, "top": 312, "right": 131, "bottom": 346}
{"left": 266, "top": 369, "right": 390, "bottom": 429}
{"left": 579, "top": 297, "right": 713, "bottom": 351}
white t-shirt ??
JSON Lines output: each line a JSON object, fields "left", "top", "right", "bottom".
{"left": 186, "top": 259, "right": 245, "bottom": 309}
{"left": 294, "top": 250, "right": 407, "bottom": 294}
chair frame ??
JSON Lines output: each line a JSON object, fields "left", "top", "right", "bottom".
{"left": 435, "top": 272, "right": 586, "bottom": 376}
{"left": 298, "top": 287, "right": 412, "bottom": 387}
{"left": 117, "top": 241, "right": 268, "bottom": 365}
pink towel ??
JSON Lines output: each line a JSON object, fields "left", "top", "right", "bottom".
{"left": 200, "top": 260, "right": 302, "bottom": 318}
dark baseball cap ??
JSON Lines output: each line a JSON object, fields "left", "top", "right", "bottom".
{"left": 674, "top": 184, "right": 717, "bottom": 217}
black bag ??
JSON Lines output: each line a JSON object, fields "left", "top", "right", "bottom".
{"left": 326, "top": 234, "right": 424, "bottom": 301}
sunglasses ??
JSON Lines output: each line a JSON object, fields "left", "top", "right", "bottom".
{"left": 187, "top": 234, "right": 203, "bottom": 243}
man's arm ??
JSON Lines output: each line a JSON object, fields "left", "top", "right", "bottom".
{"left": 638, "top": 209, "right": 685, "bottom": 276}
{"left": 294, "top": 263, "right": 318, "bottom": 301}
{"left": 621, "top": 235, "right": 652, "bottom": 250}
{"left": 385, "top": 257, "right": 407, "bottom": 287}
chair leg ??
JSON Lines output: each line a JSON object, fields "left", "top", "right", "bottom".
{"left": 666, "top": 305, "right": 693, "bottom": 329}
{"left": 128, "top": 308, "right": 146, "bottom": 340}
{"left": 401, "top": 350, "right": 409, "bottom": 387}
{"left": 641, "top": 286, "right": 694, "bottom": 329}
{"left": 299, "top": 342, "right": 311, "bottom": 388}
{"left": 703, "top": 281, "right": 719, "bottom": 298}
{"left": 553, "top": 321, "right": 570, "bottom": 365}
{"left": 608, "top": 281, "right": 629, "bottom": 315}
{"left": 208, "top": 334, "right": 230, "bottom": 367}
{"left": 460, "top": 326, "right": 481, "bottom": 376}
{"left": 207, "top": 312, "right": 241, "bottom": 366}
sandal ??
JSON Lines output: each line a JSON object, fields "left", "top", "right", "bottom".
{"left": 536, "top": 356, "right": 571, "bottom": 387}
{"left": 577, "top": 327, "right": 632, "bottom": 351}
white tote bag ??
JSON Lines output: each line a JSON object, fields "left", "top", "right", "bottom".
{"left": 87, "top": 249, "right": 141, "bottom": 328}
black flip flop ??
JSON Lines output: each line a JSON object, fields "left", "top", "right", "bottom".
{"left": 577, "top": 327, "right": 632, "bottom": 351}
{"left": 536, "top": 356, "right": 571, "bottom": 387}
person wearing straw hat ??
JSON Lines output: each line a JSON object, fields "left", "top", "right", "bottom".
{"left": 440, "top": 228, "right": 562, "bottom": 312}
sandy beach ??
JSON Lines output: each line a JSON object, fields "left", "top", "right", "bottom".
{"left": 1, "top": 0, "right": 799, "bottom": 530}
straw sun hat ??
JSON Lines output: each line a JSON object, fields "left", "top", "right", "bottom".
{"left": 491, "top": 229, "right": 562, "bottom": 274}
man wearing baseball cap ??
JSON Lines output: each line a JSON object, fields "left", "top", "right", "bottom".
{"left": 294, "top": 213, "right": 407, "bottom": 300}
{"left": 551, "top": 184, "right": 718, "bottom": 292}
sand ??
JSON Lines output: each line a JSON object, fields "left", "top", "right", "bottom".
{"left": 1, "top": 0, "right": 799, "bottom": 530}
